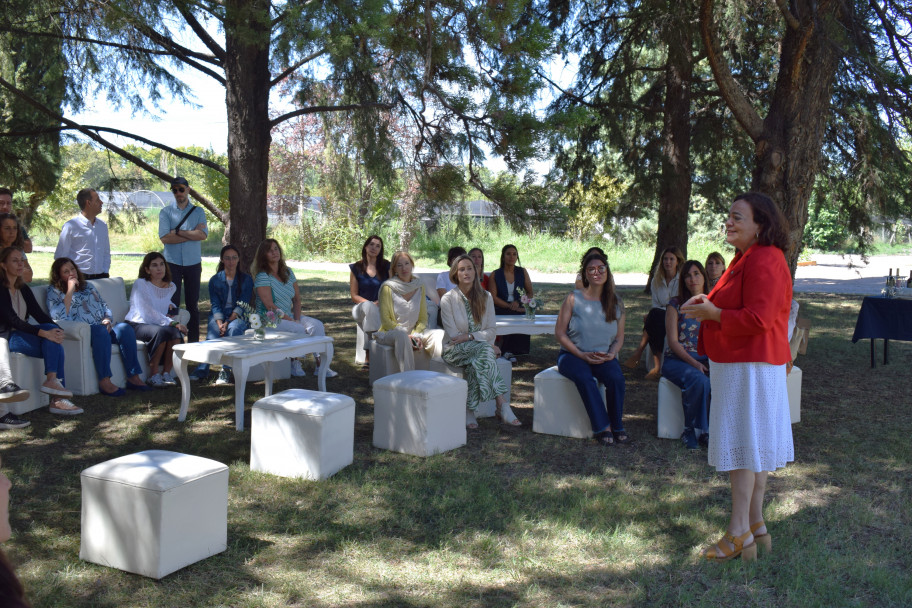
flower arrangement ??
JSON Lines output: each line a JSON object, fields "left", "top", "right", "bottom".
{"left": 516, "top": 287, "right": 543, "bottom": 319}
{"left": 237, "top": 302, "right": 284, "bottom": 339}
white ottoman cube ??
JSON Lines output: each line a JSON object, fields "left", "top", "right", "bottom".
{"left": 80, "top": 450, "right": 228, "bottom": 579}
{"left": 657, "top": 377, "right": 685, "bottom": 439}
{"left": 251, "top": 389, "right": 355, "bottom": 480}
{"left": 373, "top": 370, "right": 467, "bottom": 456}
{"left": 787, "top": 366, "right": 802, "bottom": 424}
{"left": 368, "top": 340, "right": 431, "bottom": 385}
{"left": 428, "top": 357, "right": 512, "bottom": 418}
{"left": 533, "top": 366, "right": 602, "bottom": 439}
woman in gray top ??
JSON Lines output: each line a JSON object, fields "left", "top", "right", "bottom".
{"left": 555, "top": 251, "right": 628, "bottom": 446}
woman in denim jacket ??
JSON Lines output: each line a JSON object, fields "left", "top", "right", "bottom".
{"left": 190, "top": 245, "right": 253, "bottom": 383}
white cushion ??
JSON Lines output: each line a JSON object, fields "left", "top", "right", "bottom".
{"left": 80, "top": 450, "right": 228, "bottom": 579}
{"left": 251, "top": 389, "right": 355, "bottom": 480}
{"left": 368, "top": 340, "right": 430, "bottom": 385}
{"left": 657, "top": 377, "right": 685, "bottom": 439}
{"left": 532, "top": 366, "right": 600, "bottom": 439}
{"left": 373, "top": 370, "right": 467, "bottom": 456}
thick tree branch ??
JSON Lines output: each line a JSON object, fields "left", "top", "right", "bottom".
{"left": 774, "top": 0, "right": 802, "bottom": 30}
{"left": 269, "top": 48, "right": 328, "bottom": 88}
{"left": 175, "top": 5, "right": 227, "bottom": 62}
{"left": 699, "top": 0, "right": 764, "bottom": 140}
{"left": 269, "top": 102, "right": 394, "bottom": 129}
{"left": 0, "top": 76, "right": 228, "bottom": 222}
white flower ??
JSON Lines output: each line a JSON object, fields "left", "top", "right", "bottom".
{"left": 248, "top": 314, "right": 263, "bottom": 330}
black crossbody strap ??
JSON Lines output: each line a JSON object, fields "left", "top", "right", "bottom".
{"left": 174, "top": 205, "right": 197, "bottom": 231}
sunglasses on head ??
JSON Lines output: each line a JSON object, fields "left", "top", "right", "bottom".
{"left": 171, "top": 186, "right": 186, "bottom": 193}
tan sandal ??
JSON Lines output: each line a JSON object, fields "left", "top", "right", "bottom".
{"left": 750, "top": 521, "right": 772, "bottom": 554}
{"left": 703, "top": 530, "right": 757, "bottom": 562}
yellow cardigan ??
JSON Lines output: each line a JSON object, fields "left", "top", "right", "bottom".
{"left": 378, "top": 283, "right": 427, "bottom": 334}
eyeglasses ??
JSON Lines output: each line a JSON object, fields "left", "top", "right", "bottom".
{"left": 222, "top": 255, "right": 239, "bottom": 262}
{"left": 171, "top": 186, "right": 186, "bottom": 193}
{"left": 586, "top": 265, "right": 608, "bottom": 275}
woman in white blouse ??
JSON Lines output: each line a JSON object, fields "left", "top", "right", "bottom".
{"left": 623, "top": 246, "right": 683, "bottom": 379}
{"left": 440, "top": 254, "right": 519, "bottom": 428}
{"left": 124, "top": 252, "right": 187, "bottom": 387}
{"left": 375, "top": 251, "right": 444, "bottom": 372}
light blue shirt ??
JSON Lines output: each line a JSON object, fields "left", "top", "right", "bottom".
{"left": 158, "top": 202, "right": 208, "bottom": 266}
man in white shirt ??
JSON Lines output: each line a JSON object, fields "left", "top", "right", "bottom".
{"left": 54, "top": 188, "right": 111, "bottom": 279}
{"left": 0, "top": 187, "right": 32, "bottom": 253}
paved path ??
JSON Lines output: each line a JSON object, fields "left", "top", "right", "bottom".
{"left": 39, "top": 247, "right": 911, "bottom": 295}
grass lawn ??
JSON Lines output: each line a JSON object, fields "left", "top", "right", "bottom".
{"left": 1, "top": 275, "right": 910, "bottom": 607}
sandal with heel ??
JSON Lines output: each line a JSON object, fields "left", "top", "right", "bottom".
{"left": 466, "top": 408, "right": 478, "bottom": 429}
{"left": 496, "top": 402, "right": 522, "bottom": 426}
{"left": 750, "top": 521, "right": 772, "bottom": 554}
{"left": 703, "top": 530, "right": 757, "bottom": 562}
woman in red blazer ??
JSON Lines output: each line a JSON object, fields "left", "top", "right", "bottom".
{"left": 681, "top": 192, "right": 793, "bottom": 562}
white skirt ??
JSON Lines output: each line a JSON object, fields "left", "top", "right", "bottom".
{"left": 708, "top": 360, "right": 794, "bottom": 472}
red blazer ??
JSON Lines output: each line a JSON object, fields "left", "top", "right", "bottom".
{"left": 698, "top": 244, "right": 793, "bottom": 364}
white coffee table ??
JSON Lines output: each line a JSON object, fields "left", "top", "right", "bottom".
{"left": 494, "top": 314, "right": 558, "bottom": 336}
{"left": 172, "top": 331, "right": 334, "bottom": 431}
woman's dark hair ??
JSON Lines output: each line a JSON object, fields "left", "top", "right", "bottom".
{"left": 734, "top": 192, "right": 791, "bottom": 251}
{"left": 580, "top": 252, "right": 620, "bottom": 322}
{"left": 355, "top": 235, "right": 389, "bottom": 277}
{"left": 446, "top": 246, "right": 467, "bottom": 267}
{"left": 254, "top": 239, "right": 289, "bottom": 283}
{"left": 0, "top": 214, "right": 24, "bottom": 249}
{"left": 0, "top": 549, "right": 30, "bottom": 607}
{"left": 449, "top": 254, "right": 488, "bottom": 323}
{"left": 216, "top": 244, "right": 245, "bottom": 274}
{"left": 676, "top": 260, "right": 710, "bottom": 302}
{"left": 0, "top": 247, "right": 25, "bottom": 289}
{"left": 499, "top": 244, "right": 520, "bottom": 269}
{"left": 138, "top": 251, "right": 172, "bottom": 283}
{"left": 50, "top": 257, "right": 87, "bottom": 293}
{"left": 581, "top": 247, "right": 605, "bottom": 266}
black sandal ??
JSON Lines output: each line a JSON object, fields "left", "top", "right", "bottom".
{"left": 594, "top": 431, "right": 614, "bottom": 446}
{"left": 613, "top": 430, "right": 630, "bottom": 444}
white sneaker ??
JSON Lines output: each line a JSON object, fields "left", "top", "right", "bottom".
{"left": 147, "top": 373, "right": 166, "bottom": 388}
{"left": 161, "top": 372, "right": 178, "bottom": 386}
{"left": 291, "top": 360, "right": 306, "bottom": 377}
{"left": 324, "top": 368, "right": 338, "bottom": 378}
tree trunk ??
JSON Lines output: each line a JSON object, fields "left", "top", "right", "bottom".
{"left": 752, "top": 2, "right": 842, "bottom": 276}
{"left": 647, "top": 8, "right": 693, "bottom": 291}
{"left": 224, "top": 0, "right": 272, "bottom": 266}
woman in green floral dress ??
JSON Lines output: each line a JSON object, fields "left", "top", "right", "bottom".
{"left": 440, "top": 254, "right": 520, "bottom": 429}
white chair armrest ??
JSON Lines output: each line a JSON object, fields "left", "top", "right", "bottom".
{"left": 55, "top": 319, "right": 92, "bottom": 341}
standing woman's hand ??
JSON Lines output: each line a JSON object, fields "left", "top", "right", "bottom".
{"left": 680, "top": 294, "right": 722, "bottom": 323}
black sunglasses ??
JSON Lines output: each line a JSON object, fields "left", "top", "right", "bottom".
{"left": 171, "top": 186, "right": 186, "bottom": 193}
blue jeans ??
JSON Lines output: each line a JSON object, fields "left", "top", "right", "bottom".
{"left": 10, "top": 323, "right": 65, "bottom": 381}
{"left": 194, "top": 317, "right": 248, "bottom": 374}
{"left": 557, "top": 351, "right": 625, "bottom": 434}
{"left": 90, "top": 323, "right": 144, "bottom": 380}
{"left": 661, "top": 353, "right": 710, "bottom": 432}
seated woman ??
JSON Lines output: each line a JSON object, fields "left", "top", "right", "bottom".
{"left": 47, "top": 257, "right": 151, "bottom": 396}
{"left": 189, "top": 245, "right": 253, "bottom": 383}
{"left": 441, "top": 254, "right": 519, "bottom": 429}
{"left": 350, "top": 235, "right": 390, "bottom": 368}
{"left": 623, "top": 246, "right": 684, "bottom": 379}
{"left": 574, "top": 247, "right": 605, "bottom": 290}
{"left": 705, "top": 251, "right": 726, "bottom": 290}
{"left": 662, "top": 260, "right": 711, "bottom": 449}
{"left": 0, "top": 214, "right": 32, "bottom": 282}
{"left": 0, "top": 337, "right": 30, "bottom": 430}
{"left": 124, "top": 252, "right": 188, "bottom": 387}
{"left": 468, "top": 248, "right": 489, "bottom": 290}
{"left": 555, "top": 251, "right": 627, "bottom": 445}
{"left": 375, "top": 251, "right": 444, "bottom": 372}
{"left": 487, "top": 244, "right": 534, "bottom": 360}
{"left": 0, "top": 247, "right": 81, "bottom": 415}
{"left": 436, "top": 246, "right": 466, "bottom": 300}
{"left": 254, "top": 239, "right": 336, "bottom": 377}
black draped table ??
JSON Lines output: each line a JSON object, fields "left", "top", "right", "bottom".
{"left": 851, "top": 296, "right": 912, "bottom": 367}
